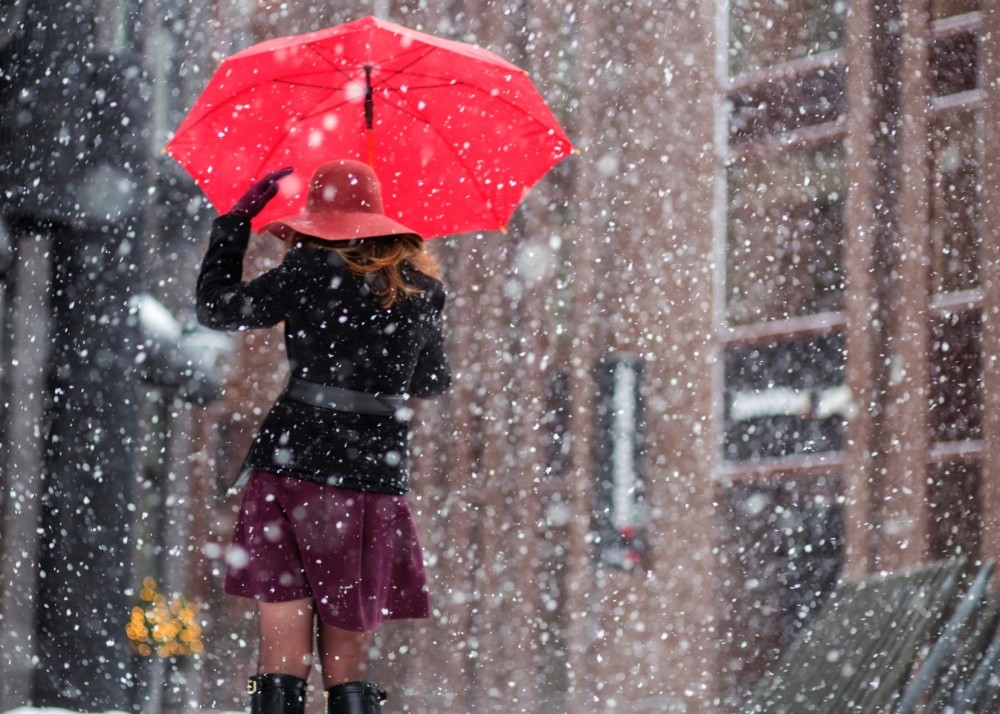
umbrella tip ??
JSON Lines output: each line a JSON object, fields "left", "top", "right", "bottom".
{"left": 499, "top": 225, "right": 509, "bottom": 235}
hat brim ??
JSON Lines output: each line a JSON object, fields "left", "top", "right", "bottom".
{"left": 262, "top": 210, "right": 422, "bottom": 243}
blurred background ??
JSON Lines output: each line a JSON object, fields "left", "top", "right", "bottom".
{"left": 0, "top": 0, "right": 995, "bottom": 712}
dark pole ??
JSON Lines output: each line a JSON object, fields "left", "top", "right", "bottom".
{"left": 364, "top": 64, "right": 374, "bottom": 130}
{"left": 34, "top": 221, "right": 143, "bottom": 712}
{"left": 364, "top": 64, "right": 375, "bottom": 166}
{"left": 36, "top": 62, "right": 147, "bottom": 714}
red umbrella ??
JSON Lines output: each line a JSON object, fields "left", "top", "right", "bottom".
{"left": 164, "top": 15, "right": 574, "bottom": 239}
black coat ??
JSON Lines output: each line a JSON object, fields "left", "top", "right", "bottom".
{"left": 196, "top": 214, "right": 450, "bottom": 495}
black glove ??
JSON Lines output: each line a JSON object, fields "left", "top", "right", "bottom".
{"left": 227, "top": 167, "right": 294, "bottom": 219}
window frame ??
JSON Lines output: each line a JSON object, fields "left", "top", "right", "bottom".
{"left": 713, "top": 7, "right": 853, "bottom": 698}
{"left": 715, "top": 5, "right": 985, "bottom": 477}
{"left": 715, "top": 4, "right": 849, "bottom": 484}
{"left": 927, "top": 10, "right": 984, "bottom": 461}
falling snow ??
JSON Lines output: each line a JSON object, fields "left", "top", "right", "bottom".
{"left": 0, "top": 1, "right": 998, "bottom": 713}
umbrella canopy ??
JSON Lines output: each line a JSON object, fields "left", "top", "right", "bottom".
{"left": 164, "top": 15, "right": 574, "bottom": 239}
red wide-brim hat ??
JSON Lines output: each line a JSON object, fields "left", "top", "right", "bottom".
{"left": 263, "top": 160, "right": 421, "bottom": 242}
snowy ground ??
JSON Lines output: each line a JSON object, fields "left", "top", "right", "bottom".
{"left": 4, "top": 707, "right": 246, "bottom": 714}
{"left": 4, "top": 709, "right": 127, "bottom": 714}
{"left": 5, "top": 709, "right": 130, "bottom": 714}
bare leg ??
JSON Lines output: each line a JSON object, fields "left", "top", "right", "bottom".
{"left": 318, "top": 620, "right": 372, "bottom": 688}
{"left": 257, "top": 598, "right": 315, "bottom": 679}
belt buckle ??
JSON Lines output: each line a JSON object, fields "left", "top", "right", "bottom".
{"left": 246, "top": 679, "right": 259, "bottom": 694}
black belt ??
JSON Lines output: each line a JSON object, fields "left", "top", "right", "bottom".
{"left": 285, "top": 377, "right": 406, "bottom": 416}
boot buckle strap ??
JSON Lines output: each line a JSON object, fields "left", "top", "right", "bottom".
{"left": 325, "top": 680, "right": 388, "bottom": 703}
{"left": 246, "top": 679, "right": 259, "bottom": 694}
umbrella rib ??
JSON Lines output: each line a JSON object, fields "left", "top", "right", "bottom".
{"left": 283, "top": 43, "right": 563, "bottom": 143}
{"left": 174, "top": 47, "right": 353, "bottom": 139}
{"left": 253, "top": 92, "right": 360, "bottom": 176}
{"left": 375, "top": 68, "right": 567, "bottom": 140}
{"left": 172, "top": 76, "right": 345, "bottom": 144}
{"left": 302, "top": 39, "right": 435, "bottom": 85}
{"left": 382, "top": 81, "right": 457, "bottom": 91}
{"left": 298, "top": 95, "right": 360, "bottom": 122}
{"left": 273, "top": 78, "right": 346, "bottom": 90}
{"left": 251, "top": 127, "right": 307, "bottom": 188}
{"left": 459, "top": 81, "right": 567, "bottom": 144}
{"left": 370, "top": 47, "right": 439, "bottom": 89}
{"left": 378, "top": 68, "right": 461, "bottom": 85}
{"left": 301, "top": 42, "right": 360, "bottom": 82}
{"left": 376, "top": 41, "right": 442, "bottom": 68}
{"left": 381, "top": 90, "right": 507, "bottom": 228}
{"left": 170, "top": 83, "right": 271, "bottom": 142}
{"left": 247, "top": 91, "right": 350, "bottom": 182}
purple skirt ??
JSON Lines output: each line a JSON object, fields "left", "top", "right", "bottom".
{"left": 224, "top": 470, "right": 430, "bottom": 631}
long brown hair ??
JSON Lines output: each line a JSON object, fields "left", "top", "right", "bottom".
{"left": 295, "top": 232, "right": 441, "bottom": 308}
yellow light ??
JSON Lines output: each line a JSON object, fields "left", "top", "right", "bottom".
{"left": 126, "top": 578, "right": 205, "bottom": 658}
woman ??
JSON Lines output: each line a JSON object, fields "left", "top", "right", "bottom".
{"left": 196, "top": 160, "right": 450, "bottom": 714}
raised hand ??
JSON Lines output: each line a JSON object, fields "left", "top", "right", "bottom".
{"left": 228, "top": 167, "right": 294, "bottom": 219}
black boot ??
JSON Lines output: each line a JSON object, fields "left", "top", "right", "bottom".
{"left": 325, "top": 681, "right": 387, "bottom": 714}
{"left": 247, "top": 673, "right": 307, "bottom": 714}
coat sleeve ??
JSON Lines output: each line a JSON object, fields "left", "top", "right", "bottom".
{"left": 408, "top": 285, "right": 451, "bottom": 399}
{"left": 196, "top": 215, "right": 288, "bottom": 331}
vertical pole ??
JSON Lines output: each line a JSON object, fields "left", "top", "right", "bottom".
{"left": 978, "top": 2, "right": 1000, "bottom": 584}
{"left": 563, "top": 1, "right": 602, "bottom": 708}
{"left": 33, "top": 222, "right": 143, "bottom": 713}
{"left": 879, "top": 0, "right": 932, "bottom": 572}
{"left": 0, "top": 229, "right": 52, "bottom": 711}
{"left": 13, "top": 38, "right": 150, "bottom": 710}
{"left": 843, "top": 0, "right": 933, "bottom": 576}
{"left": 364, "top": 65, "right": 375, "bottom": 168}
{"left": 842, "top": 0, "right": 880, "bottom": 580}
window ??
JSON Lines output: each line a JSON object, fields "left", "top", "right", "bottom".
{"left": 723, "top": 333, "right": 846, "bottom": 462}
{"left": 717, "top": 0, "right": 849, "bottom": 704}
{"left": 928, "top": 5, "right": 983, "bottom": 558}
{"left": 719, "top": 2, "right": 847, "bottom": 470}
{"left": 928, "top": 460, "right": 981, "bottom": 562}
{"left": 932, "top": 0, "right": 979, "bottom": 20}
{"left": 718, "top": 10, "right": 987, "bottom": 701}
{"left": 717, "top": 475, "right": 843, "bottom": 708}
{"left": 593, "top": 357, "right": 645, "bottom": 571}
{"left": 725, "top": 144, "right": 844, "bottom": 326}
{"left": 727, "top": 0, "right": 846, "bottom": 77}
{"left": 932, "top": 24, "right": 978, "bottom": 97}
{"left": 542, "top": 370, "right": 572, "bottom": 480}
{"left": 728, "top": 71, "right": 845, "bottom": 149}
{"left": 931, "top": 111, "right": 979, "bottom": 294}
{"left": 930, "top": 310, "right": 982, "bottom": 444}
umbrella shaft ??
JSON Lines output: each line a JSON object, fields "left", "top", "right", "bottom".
{"left": 364, "top": 64, "right": 373, "bottom": 129}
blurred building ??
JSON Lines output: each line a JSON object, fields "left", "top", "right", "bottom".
{"left": 2, "top": 1, "right": 999, "bottom": 713}
{"left": 0, "top": 0, "right": 245, "bottom": 710}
